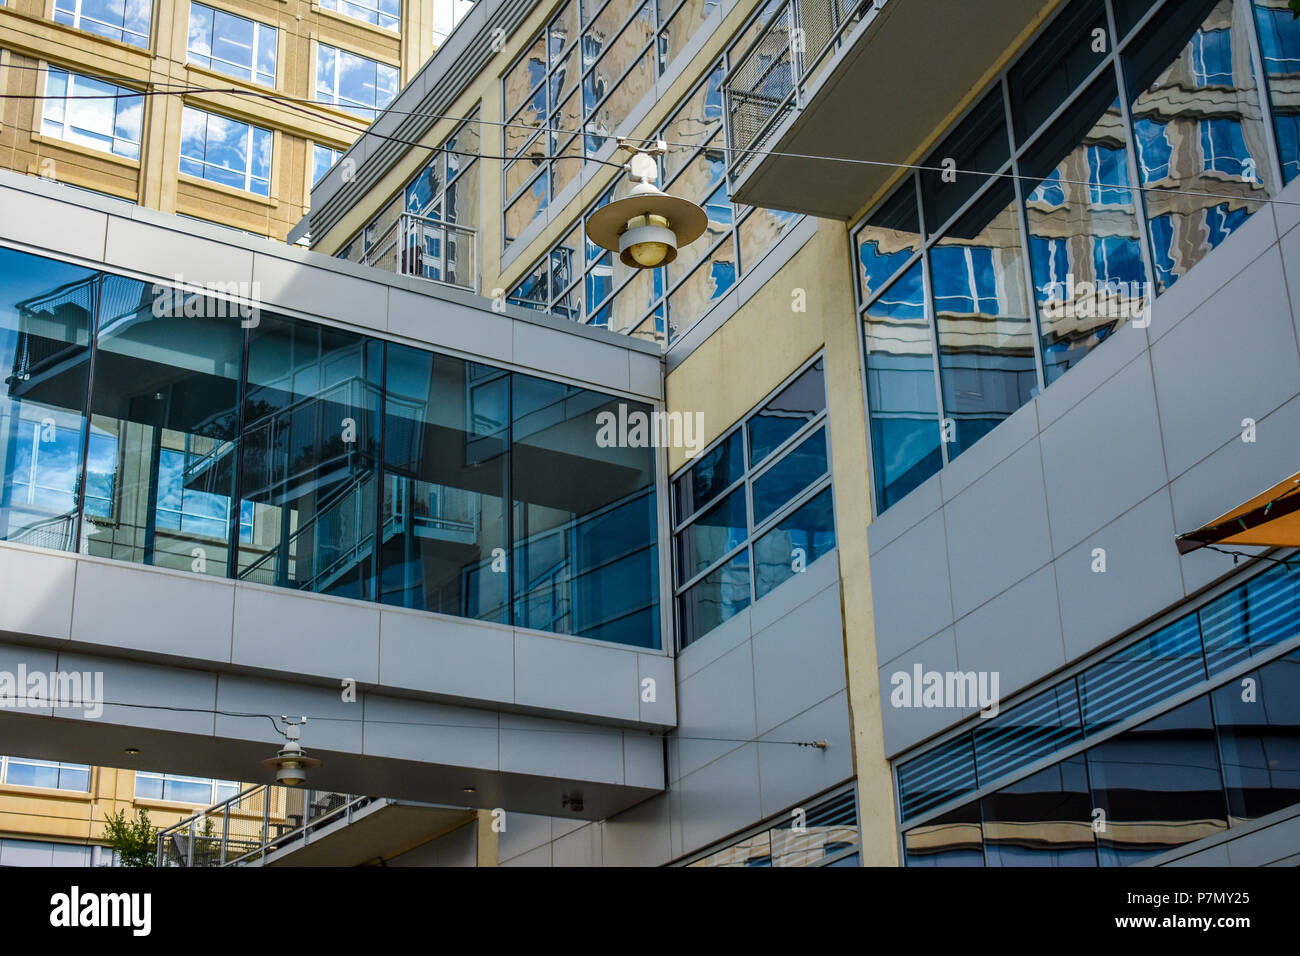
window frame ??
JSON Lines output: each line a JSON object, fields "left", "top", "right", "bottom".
{"left": 670, "top": 353, "right": 834, "bottom": 650}
{"left": 314, "top": 41, "right": 400, "bottom": 120}
{"left": 178, "top": 104, "right": 274, "bottom": 196}
{"left": 186, "top": 2, "right": 279, "bottom": 89}
{"left": 40, "top": 66, "right": 144, "bottom": 160}
{"left": 851, "top": 0, "right": 1290, "bottom": 518}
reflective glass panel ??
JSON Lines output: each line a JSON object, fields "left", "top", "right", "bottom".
{"left": 1086, "top": 696, "right": 1228, "bottom": 865}
{"left": 981, "top": 756, "right": 1097, "bottom": 866}
{"left": 512, "top": 374, "right": 659, "bottom": 647}
{"left": 747, "top": 358, "right": 825, "bottom": 466}
{"left": 677, "top": 547, "right": 748, "bottom": 648}
{"left": 238, "top": 314, "right": 382, "bottom": 601}
{"left": 863, "top": 261, "right": 940, "bottom": 510}
{"left": 1124, "top": 0, "right": 1274, "bottom": 293}
{"left": 83, "top": 276, "right": 245, "bottom": 574}
{"left": 753, "top": 485, "right": 835, "bottom": 599}
{"left": 1212, "top": 650, "right": 1300, "bottom": 823}
{"left": 1022, "top": 76, "right": 1145, "bottom": 384}
{"left": 930, "top": 180, "right": 1036, "bottom": 458}
{"left": 0, "top": 248, "right": 95, "bottom": 551}
{"left": 380, "top": 347, "right": 508, "bottom": 622}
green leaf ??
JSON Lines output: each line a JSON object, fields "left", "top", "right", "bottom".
{"left": 1292, "top": 0, "right": 1300, "bottom": 19}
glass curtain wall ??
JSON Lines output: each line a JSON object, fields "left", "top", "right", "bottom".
{"left": 0, "top": 245, "right": 662, "bottom": 650}
{"left": 897, "top": 560, "right": 1300, "bottom": 865}
{"left": 855, "top": 0, "right": 1289, "bottom": 514}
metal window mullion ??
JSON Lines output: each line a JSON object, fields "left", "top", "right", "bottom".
{"left": 914, "top": 173, "right": 951, "bottom": 468}
{"left": 1240, "top": 0, "right": 1286, "bottom": 197}
{"left": 1003, "top": 74, "right": 1048, "bottom": 398}
{"left": 751, "top": 472, "right": 832, "bottom": 541}
{"left": 671, "top": 469, "right": 749, "bottom": 535}
{"left": 1107, "top": 0, "right": 1160, "bottom": 315}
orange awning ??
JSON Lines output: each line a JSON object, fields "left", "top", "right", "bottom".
{"left": 1176, "top": 472, "right": 1300, "bottom": 554}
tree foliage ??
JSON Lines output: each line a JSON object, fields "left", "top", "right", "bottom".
{"left": 103, "top": 808, "right": 157, "bottom": 867}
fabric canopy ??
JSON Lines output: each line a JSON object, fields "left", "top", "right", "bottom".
{"left": 1176, "top": 473, "right": 1300, "bottom": 554}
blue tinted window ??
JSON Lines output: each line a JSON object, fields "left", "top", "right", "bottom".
{"left": 753, "top": 486, "right": 835, "bottom": 599}
{"left": 676, "top": 487, "right": 746, "bottom": 582}
{"left": 751, "top": 427, "right": 828, "bottom": 526}
{"left": 1078, "top": 616, "right": 1205, "bottom": 734}
{"left": 1212, "top": 650, "right": 1300, "bottom": 822}
{"left": 1200, "top": 118, "right": 1255, "bottom": 178}
{"left": 677, "top": 548, "right": 749, "bottom": 649}
{"left": 1086, "top": 696, "right": 1226, "bottom": 866}
{"left": 1200, "top": 562, "right": 1300, "bottom": 673}
{"left": 747, "top": 360, "right": 825, "bottom": 466}
{"left": 512, "top": 375, "right": 660, "bottom": 647}
{"left": 863, "top": 262, "right": 941, "bottom": 509}
{"left": 673, "top": 430, "right": 742, "bottom": 523}
{"left": 0, "top": 248, "right": 94, "bottom": 552}
{"left": 897, "top": 733, "right": 978, "bottom": 822}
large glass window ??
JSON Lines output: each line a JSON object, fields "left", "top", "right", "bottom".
{"left": 1212, "top": 650, "right": 1300, "bottom": 823}
{"left": 238, "top": 314, "right": 382, "bottom": 601}
{"left": 339, "top": 111, "right": 481, "bottom": 288}
{"left": 82, "top": 276, "right": 246, "bottom": 575}
{"left": 0, "top": 248, "right": 95, "bottom": 551}
{"left": 930, "top": 180, "right": 1037, "bottom": 459}
{"left": 315, "top": 44, "right": 399, "bottom": 120}
{"left": 52, "top": 0, "right": 151, "bottom": 48}
{"left": 179, "top": 106, "right": 273, "bottom": 196}
{"left": 1022, "top": 77, "right": 1144, "bottom": 384}
{"left": 511, "top": 374, "right": 659, "bottom": 647}
{"left": 187, "top": 3, "right": 277, "bottom": 88}
{"left": 898, "top": 562, "right": 1300, "bottom": 865}
{"left": 135, "top": 772, "right": 240, "bottom": 804}
{"left": 380, "top": 347, "right": 507, "bottom": 622}
{"left": 506, "top": 51, "right": 799, "bottom": 343}
{"left": 673, "top": 357, "right": 833, "bottom": 648}
{"left": 0, "top": 246, "right": 663, "bottom": 649}
{"left": 1254, "top": 1, "right": 1300, "bottom": 181}
{"left": 981, "top": 756, "right": 1097, "bottom": 866}
{"left": 0, "top": 756, "right": 90, "bottom": 791}
{"left": 1087, "top": 697, "right": 1228, "bottom": 866}
{"left": 857, "top": 0, "right": 1293, "bottom": 515}
{"left": 41, "top": 68, "right": 143, "bottom": 160}
{"left": 1124, "top": 0, "right": 1275, "bottom": 293}
{"left": 321, "top": 0, "right": 402, "bottom": 32}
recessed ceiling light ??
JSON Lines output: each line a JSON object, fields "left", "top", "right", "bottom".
{"left": 123, "top": 748, "right": 140, "bottom": 756}
{"left": 462, "top": 787, "right": 476, "bottom": 794}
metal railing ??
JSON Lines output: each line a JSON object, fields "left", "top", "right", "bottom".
{"left": 361, "top": 213, "right": 478, "bottom": 294}
{"left": 723, "top": 0, "right": 882, "bottom": 181}
{"left": 156, "top": 784, "right": 376, "bottom": 866}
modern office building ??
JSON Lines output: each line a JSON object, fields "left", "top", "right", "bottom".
{"left": 3, "top": 0, "right": 1300, "bottom": 869}
{"left": 0, "top": 0, "right": 477, "bottom": 864}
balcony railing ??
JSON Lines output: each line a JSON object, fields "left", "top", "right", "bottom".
{"left": 155, "top": 784, "right": 374, "bottom": 866}
{"left": 361, "top": 213, "right": 478, "bottom": 294}
{"left": 723, "top": 0, "right": 879, "bottom": 182}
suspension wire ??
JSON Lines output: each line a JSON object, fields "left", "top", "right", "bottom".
{"left": 5, "top": 63, "right": 1300, "bottom": 209}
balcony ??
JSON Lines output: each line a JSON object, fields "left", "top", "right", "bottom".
{"left": 723, "top": 0, "right": 1053, "bottom": 219}
{"left": 358, "top": 212, "right": 478, "bottom": 294}
{"left": 156, "top": 784, "right": 474, "bottom": 867}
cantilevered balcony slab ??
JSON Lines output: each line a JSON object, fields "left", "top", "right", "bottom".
{"left": 725, "top": 0, "right": 1056, "bottom": 219}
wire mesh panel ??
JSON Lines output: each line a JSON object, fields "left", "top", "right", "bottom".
{"left": 725, "top": 7, "right": 798, "bottom": 178}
